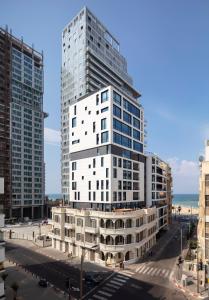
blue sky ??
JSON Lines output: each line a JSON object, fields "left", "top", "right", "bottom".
{"left": 1, "top": 0, "right": 209, "bottom": 194}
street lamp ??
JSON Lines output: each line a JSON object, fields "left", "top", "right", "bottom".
{"left": 80, "top": 244, "right": 99, "bottom": 300}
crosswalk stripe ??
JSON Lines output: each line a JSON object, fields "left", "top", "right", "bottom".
{"left": 150, "top": 268, "right": 158, "bottom": 276}
{"left": 137, "top": 265, "right": 146, "bottom": 273}
{"left": 98, "top": 290, "right": 112, "bottom": 297}
{"left": 122, "top": 270, "right": 135, "bottom": 275}
{"left": 142, "top": 267, "right": 149, "bottom": 274}
{"left": 147, "top": 267, "right": 154, "bottom": 275}
{"left": 106, "top": 283, "right": 120, "bottom": 289}
{"left": 93, "top": 295, "right": 107, "bottom": 300}
{"left": 169, "top": 270, "right": 174, "bottom": 280}
{"left": 114, "top": 277, "right": 127, "bottom": 283}
{"left": 135, "top": 265, "right": 143, "bottom": 272}
{"left": 103, "top": 286, "right": 116, "bottom": 293}
{"left": 117, "top": 274, "right": 128, "bottom": 279}
{"left": 110, "top": 280, "right": 123, "bottom": 286}
{"left": 160, "top": 269, "right": 166, "bottom": 276}
{"left": 155, "top": 269, "right": 161, "bottom": 275}
{"left": 164, "top": 270, "right": 170, "bottom": 277}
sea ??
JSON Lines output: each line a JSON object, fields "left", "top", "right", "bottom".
{"left": 46, "top": 193, "right": 199, "bottom": 208}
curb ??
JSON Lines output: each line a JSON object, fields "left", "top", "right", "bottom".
{"left": 173, "top": 278, "right": 205, "bottom": 299}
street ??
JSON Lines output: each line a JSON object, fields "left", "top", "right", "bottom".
{"left": 5, "top": 221, "right": 191, "bottom": 300}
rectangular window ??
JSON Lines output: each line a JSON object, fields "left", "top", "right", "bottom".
{"left": 133, "top": 129, "right": 140, "bottom": 140}
{"left": 89, "top": 192, "right": 91, "bottom": 201}
{"left": 113, "top": 157, "right": 117, "bottom": 167}
{"left": 113, "top": 118, "right": 131, "bottom": 136}
{"left": 96, "top": 134, "right": 99, "bottom": 144}
{"left": 93, "top": 158, "right": 96, "bottom": 168}
{"left": 101, "top": 118, "right": 107, "bottom": 130}
{"left": 101, "top": 90, "right": 108, "bottom": 103}
{"left": 113, "top": 104, "right": 121, "bottom": 119}
{"left": 106, "top": 168, "right": 109, "bottom": 178}
{"left": 106, "top": 191, "right": 109, "bottom": 201}
{"left": 93, "top": 191, "right": 96, "bottom": 201}
{"left": 133, "top": 162, "right": 139, "bottom": 170}
{"left": 101, "top": 157, "right": 104, "bottom": 167}
{"left": 106, "top": 180, "right": 109, "bottom": 189}
{"left": 72, "top": 162, "right": 77, "bottom": 170}
{"left": 118, "top": 180, "right": 122, "bottom": 189}
{"left": 133, "top": 192, "right": 139, "bottom": 200}
{"left": 101, "top": 180, "right": 104, "bottom": 190}
{"left": 133, "top": 117, "right": 140, "bottom": 129}
{"left": 113, "top": 90, "right": 121, "bottom": 105}
{"left": 88, "top": 181, "right": 91, "bottom": 190}
{"left": 113, "top": 132, "right": 132, "bottom": 149}
{"left": 113, "top": 168, "right": 117, "bottom": 178}
{"left": 93, "top": 122, "right": 96, "bottom": 133}
{"left": 101, "top": 131, "right": 109, "bottom": 143}
{"left": 96, "top": 94, "right": 99, "bottom": 105}
{"left": 118, "top": 192, "right": 122, "bottom": 201}
{"left": 133, "top": 182, "right": 139, "bottom": 190}
{"left": 74, "top": 105, "right": 77, "bottom": 115}
{"left": 74, "top": 192, "right": 77, "bottom": 200}
{"left": 96, "top": 180, "right": 99, "bottom": 190}
{"left": 72, "top": 172, "right": 74, "bottom": 180}
{"left": 72, "top": 182, "right": 77, "bottom": 190}
{"left": 123, "top": 99, "right": 140, "bottom": 118}
{"left": 78, "top": 192, "right": 80, "bottom": 200}
{"left": 101, "top": 107, "right": 108, "bottom": 113}
{"left": 133, "top": 141, "right": 143, "bottom": 152}
{"left": 118, "top": 158, "right": 122, "bottom": 167}
{"left": 101, "top": 191, "right": 104, "bottom": 201}
{"left": 113, "top": 191, "right": 117, "bottom": 201}
{"left": 123, "top": 192, "right": 126, "bottom": 201}
{"left": 123, "top": 111, "right": 132, "bottom": 125}
{"left": 72, "top": 117, "right": 76, "bottom": 128}
{"left": 133, "top": 172, "right": 139, "bottom": 180}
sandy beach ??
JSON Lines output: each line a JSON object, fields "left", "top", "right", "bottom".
{"left": 172, "top": 205, "right": 199, "bottom": 216}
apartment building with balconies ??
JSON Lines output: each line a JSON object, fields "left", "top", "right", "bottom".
{"left": 0, "top": 178, "right": 6, "bottom": 299}
{"left": 50, "top": 206, "right": 157, "bottom": 265}
{"left": 146, "top": 153, "right": 172, "bottom": 231}
{"left": 198, "top": 140, "right": 209, "bottom": 264}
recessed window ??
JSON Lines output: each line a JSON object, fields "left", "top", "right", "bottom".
{"left": 74, "top": 105, "right": 77, "bottom": 115}
{"left": 101, "top": 118, "right": 107, "bottom": 130}
{"left": 81, "top": 120, "right": 84, "bottom": 124}
{"left": 101, "top": 107, "right": 108, "bottom": 113}
{"left": 101, "top": 157, "right": 104, "bottom": 167}
{"left": 106, "top": 180, "right": 109, "bottom": 189}
{"left": 72, "top": 172, "right": 74, "bottom": 180}
{"left": 93, "top": 122, "right": 96, "bottom": 133}
{"left": 88, "top": 181, "right": 91, "bottom": 190}
{"left": 101, "top": 180, "right": 104, "bottom": 190}
{"left": 88, "top": 26, "right": 91, "bottom": 31}
{"left": 89, "top": 192, "right": 91, "bottom": 200}
{"left": 93, "top": 158, "right": 96, "bottom": 168}
{"left": 88, "top": 164, "right": 91, "bottom": 169}
{"left": 93, "top": 191, "right": 96, "bottom": 201}
{"left": 72, "top": 139, "right": 80, "bottom": 145}
{"left": 113, "top": 168, "right": 117, "bottom": 178}
{"left": 82, "top": 176, "right": 84, "bottom": 180}
{"left": 113, "top": 105, "right": 121, "bottom": 119}
{"left": 93, "top": 171, "right": 96, "bottom": 175}
{"left": 101, "top": 191, "right": 104, "bottom": 201}
{"left": 101, "top": 131, "right": 109, "bottom": 143}
{"left": 96, "top": 180, "right": 99, "bottom": 190}
{"left": 106, "top": 191, "right": 109, "bottom": 201}
{"left": 85, "top": 106, "right": 87, "bottom": 110}
{"left": 113, "top": 157, "right": 117, "bottom": 167}
{"left": 88, "top": 111, "right": 91, "bottom": 115}
{"left": 72, "top": 182, "right": 77, "bottom": 190}
{"left": 113, "top": 192, "right": 117, "bottom": 201}
{"left": 85, "top": 131, "right": 87, "bottom": 135}
{"left": 72, "top": 117, "right": 76, "bottom": 128}
{"left": 101, "top": 90, "right": 108, "bottom": 103}
{"left": 106, "top": 168, "right": 109, "bottom": 178}
{"left": 96, "top": 110, "right": 99, "bottom": 115}
{"left": 72, "top": 132, "right": 74, "bottom": 136}
{"left": 96, "top": 94, "right": 99, "bottom": 105}
{"left": 90, "top": 35, "right": 93, "bottom": 41}
{"left": 72, "top": 162, "right": 77, "bottom": 170}
{"left": 113, "top": 90, "right": 121, "bottom": 106}
{"left": 96, "top": 134, "right": 99, "bottom": 145}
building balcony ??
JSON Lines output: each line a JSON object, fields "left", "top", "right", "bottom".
{"left": 85, "top": 226, "right": 99, "bottom": 234}
{"left": 64, "top": 236, "right": 75, "bottom": 244}
{"left": 64, "top": 223, "right": 75, "bottom": 229}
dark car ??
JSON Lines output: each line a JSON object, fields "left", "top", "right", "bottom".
{"left": 38, "top": 279, "right": 47, "bottom": 287}
{"left": 85, "top": 272, "right": 103, "bottom": 285}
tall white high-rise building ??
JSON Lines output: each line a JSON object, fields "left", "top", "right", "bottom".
{"left": 52, "top": 7, "right": 172, "bottom": 266}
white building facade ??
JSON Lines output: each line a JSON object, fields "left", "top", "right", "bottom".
{"left": 53, "top": 7, "right": 172, "bottom": 266}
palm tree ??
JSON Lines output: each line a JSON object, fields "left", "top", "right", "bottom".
{"left": 178, "top": 206, "right": 182, "bottom": 215}
{"left": 11, "top": 282, "right": 19, "bottom": 300}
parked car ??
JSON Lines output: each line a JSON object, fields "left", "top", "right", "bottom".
{"left": 38, "top": 279, "right": 47, "bottom": 287}
{"left": 85, "top": 272, "right": 103, "bottom": 285}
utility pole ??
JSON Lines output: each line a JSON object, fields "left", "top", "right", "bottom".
{"left": 80, "top": 248, "right": 84, "bottom": 300}
{"left": 197, "top": 246, "right": 200, "bottom": 294}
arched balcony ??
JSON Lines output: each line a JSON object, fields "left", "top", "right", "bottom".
{"left": 126, "top": 234, "right": 133, "bottom": 244}
{"left": 106, "top": 235, "right": 114, "bottom": 245}
{"left": 115, "top": 219, "right": 124, "bottom": 229}
{"left": 115, "top": 235, "right": 124, "bottom": 245}
{"left": 106, "top": 219, "right": 114, "bottom": 229}
{"left": 126, "top": 219, "right": 132, "bottom": 228}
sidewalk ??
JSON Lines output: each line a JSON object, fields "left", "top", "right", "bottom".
{"left": 4, "top": 260, "right": 67, "bottom": 300}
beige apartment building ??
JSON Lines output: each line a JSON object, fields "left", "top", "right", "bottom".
{"left": 198, "top": 140, "right": 209, "bottom": 263}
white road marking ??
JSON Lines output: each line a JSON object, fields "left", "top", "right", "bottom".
{"left": 98, "top": 290, "right": 112, "bottom": 297}
{"left": 164, "top": 270, "right": 170, "bottom": 277}
{"left": 138, "top": 265, "right": 147, "bottom": 273}
{"left": 150, "top": 268, "right": 158, "bottom": 276}
{"left": 142, "top": 267, "right": 150, "bottom": 274}
{"left": 122, "top": 270, "right": 135, "bottom": 275}
{"left": 113, "top": 277, "right": 127, "bottom": 283}
{"left": 131, "top": 283, "right": 142, "bottom": 290}
{"left": 109, "top": 280, "right": 123, "bottom": 286}
{"left": 169, "top": 270, "right": 174, "bottom": 280}
{"left": 106, "top": 283, "right": 120, "bottom": 289}
{"left": 103, "top": 286, "right": 116, "bottom": 293}
{"left": 155, "top": 269, "right": 161, "bottom": 276}
{"left": 93, "top": 295, "right": 107, "bottom": 300}
{"left": 147, "top": 267, "right": 154, "bottom": 275}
